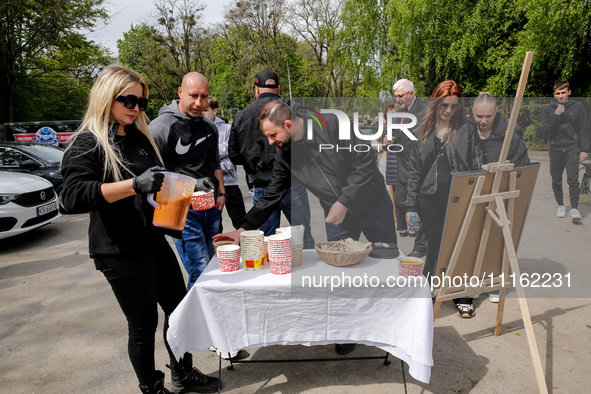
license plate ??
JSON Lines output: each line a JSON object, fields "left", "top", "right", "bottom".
{"left": 37, "top": 201, "right": 58, "bottom": 216}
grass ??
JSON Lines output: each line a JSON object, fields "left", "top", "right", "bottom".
{"left": 580, "top": 194, "right": 591, "bottom": 205}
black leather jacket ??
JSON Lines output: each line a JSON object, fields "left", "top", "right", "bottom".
{"left": 406, "top": 128, "right": 478, "bottom": 211}
{"left": 242, "top": 113, "right": 388, "bottom": 230}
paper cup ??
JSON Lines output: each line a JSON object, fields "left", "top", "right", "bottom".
{"left": 240, "top": 230, "right": 264, "bottom": 270}
{"left": 216, "top": 245, "right": 241, "bottom": 272}
{"left": 270, "top": 259, "right": 291, "bottom": 275}
{"left": 268, "top": 233, "right": 292, "bottom": 268}
{"left": 213, "top": 239, "right": 235, "bottom": 251}
{"left": 292, "top": 244, "right": 303, "bottom": 267}
{"left": 398, "top": 257, "right": 424, "bottom": 278}
{"left": 191, "top": 191, "right": 215, "bottom": 211}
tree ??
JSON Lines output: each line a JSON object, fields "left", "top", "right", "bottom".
{"left": 287, "top": 0, "right": 346, "bottom": 98}
{"left": 340, "top": 0, "right": 398, "bottom": 96}
{"left": 152, "top": 0, "right": 209, "bottom": 78}
{"left": 118, "top": 23, "right": 179, "bottom": 119}
{"left": 384, "top": 0, "right": 591, "bottom": 97}
{"left": 0, "top": 0, "right": 110, "bottom": 123}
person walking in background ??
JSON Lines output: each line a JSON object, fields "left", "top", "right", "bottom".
{"left": 203, "top": 96, "right": 246, "bottom": 232}
{"left": 406, "top": 80, "right": 478, "bottom": 318}
{"left": 389, "top": 79, "right": 429, "bottom": 257}
{"left": 149, "top": 72, "right": 226, "bottom": 291}
{"left": 60, "top": 65, "right": 219, "bottom": 393}
{"left": 542, "top": 81, "right": 590, "bottom": 223}
{"left": 229, "top": 69, "right": 314, "bottom": 248}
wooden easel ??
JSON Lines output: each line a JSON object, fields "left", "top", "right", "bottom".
{"left": 432, "top": 52, "right": 548, "bottom": 393}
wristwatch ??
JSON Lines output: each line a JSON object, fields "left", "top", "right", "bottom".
{"left": 218, "top": 193, "right": 228, "bottom": 198}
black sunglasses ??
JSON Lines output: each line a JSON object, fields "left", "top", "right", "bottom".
{"left": 438, "top": 102, "right": 461, "bottom": 111}
{"left": 114, "top": 95, "right": 149, "bottom": 111}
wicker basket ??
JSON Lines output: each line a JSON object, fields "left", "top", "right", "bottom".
{"left": 314, "top": 242, "right": 372, "bottom": 267}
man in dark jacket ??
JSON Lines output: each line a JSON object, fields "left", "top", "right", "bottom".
{"left": 229, "top": 69, "right": 314, "bottom": 247}
{"left": 541, "top": 81, "right": 590, "bottom": 222}
{"left": 149, "top": 72, "right": 226, "bottom": 290}
{"left": 388, "top": 79, "right": 429, "bottom": 257}
{"left": 217, "top": 101, "right": 396, "bottom": 250}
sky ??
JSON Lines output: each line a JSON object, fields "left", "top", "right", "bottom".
{"left": 88, "top": 0, "right": 231, "bottom": 55}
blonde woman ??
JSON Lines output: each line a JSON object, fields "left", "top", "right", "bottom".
{"left": 60, "top": 65, "right": 219, "bottom": 393}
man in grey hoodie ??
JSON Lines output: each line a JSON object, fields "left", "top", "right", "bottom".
{"left": 150, "top": 72, "right": 226, "bottom": 290}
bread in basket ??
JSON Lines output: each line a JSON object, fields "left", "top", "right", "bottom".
{"left": 314, "top": 238, "right": 372, "bottom": 267}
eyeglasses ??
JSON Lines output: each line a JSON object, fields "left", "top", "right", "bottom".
{"left": 395, "top": 91, "right": 412, "bottom": 98}
{"left": 439, "top": 102, "right": 461, "bottom": 111}
{"left": 114, "top": 95, "right": 149, "bottom": 111}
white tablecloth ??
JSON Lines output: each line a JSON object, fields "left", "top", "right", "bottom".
{"left": 167, "top": 250, "right": 434, "bottom": 383}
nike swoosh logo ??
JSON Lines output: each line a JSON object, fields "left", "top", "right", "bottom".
{"left": 175, "top": 134, "right": 211, "bottom": 155}
{"left": 175, "top": 138, "right": 190, "bottom": 155}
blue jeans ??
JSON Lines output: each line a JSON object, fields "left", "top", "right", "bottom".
{"left": 325, "top": 192, "right": 397, "bottom": 244}
{"left": 173, "top": 207, "right": 221, "bottom": 291}
{"left": 253, "top": 182, "right": 315, "bottom": 248}
{"left": 252, "top": 186, "right": 285, "bottom": 236}
{"left": 289, "top": 181, "right": 315, "bottom": 249}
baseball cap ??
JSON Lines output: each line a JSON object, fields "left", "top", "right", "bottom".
{"left": 254, "top": 69, "right": 279, "bottom": 88}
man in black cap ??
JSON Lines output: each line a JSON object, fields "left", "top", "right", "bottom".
{"left": 229, "top": 69, "right": 314, "bottom": 247}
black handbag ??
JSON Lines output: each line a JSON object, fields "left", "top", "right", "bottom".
{"left": 420, "top": 151, "right": 443, "bottom": 196}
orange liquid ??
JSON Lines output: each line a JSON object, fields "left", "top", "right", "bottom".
{"left": 152, "top": 196, "right": 192, "bottom": 230}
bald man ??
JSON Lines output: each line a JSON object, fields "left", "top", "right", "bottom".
{"left": 150, "top": 72, "right": 226, "bottom": 292}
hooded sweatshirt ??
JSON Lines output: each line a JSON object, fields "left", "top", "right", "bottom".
{"left": 149, "top": 100, "right": 221, "bottom": 189}
{"left": 214, "top": 116, "right": 238, "bottom": 186}
{"left": 541, "top": 98, "right": 590, "bottom": 152}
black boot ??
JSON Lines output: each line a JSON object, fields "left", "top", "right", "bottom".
{"left": 138, "top": 370, "right": 172, "bottom": 394}
{"left": 168, "top": 352, "right": 219, "bottom": 393}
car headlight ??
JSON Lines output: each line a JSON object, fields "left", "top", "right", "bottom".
{"left": 0, "top": 194, "right": 18, "bottom": 205}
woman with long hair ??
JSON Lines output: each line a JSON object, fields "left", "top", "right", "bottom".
{"left": 60, "top": 65, "right": 218, "bottom": 393}
{"left": 405, "top": 80, "right": 479, "bottom": 318}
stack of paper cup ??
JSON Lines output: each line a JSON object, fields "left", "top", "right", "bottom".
{"left": 268, "top": 233, "right": 292, "bottom": 274}
{"left": 277, "top": 225, "right": 304, "bottom": 267}
{"left": 240, "top": 230, "right": 264, "bottom": 271}
{"left": 216, "top": 245, "right": 241, "bottom": 272}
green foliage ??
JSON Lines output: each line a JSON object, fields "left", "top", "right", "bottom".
{"left": 5, "top": 0, "right": 591, "bottom": 126}
{"left": 0, "top": 0, "right": 112, "bottom": 123}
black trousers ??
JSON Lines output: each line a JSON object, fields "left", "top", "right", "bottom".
{"left": 421, "top": 188, "right": 472, "bottom": 304}
{"left": 94, "top": 237, "right": 187, "bottom": 386}
{"left": 419, "top": 189, "right": 448, "bottom": 280}
{"left": 549, "top": 146, "right": 581, "bottom": 209}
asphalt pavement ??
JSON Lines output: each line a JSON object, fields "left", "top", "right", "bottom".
{"left": 1, "top": 151, "right": 590, "bottom": 393}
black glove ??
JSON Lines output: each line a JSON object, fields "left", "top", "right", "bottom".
{"left": 133, "top": 166, "right": 166, "bottom": 194}
{"left": 194, "top": 177, "right": 215, "bottom": 193}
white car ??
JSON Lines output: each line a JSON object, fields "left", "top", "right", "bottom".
{"left": 0, "top": 171, "right": 62, "bottom": 240}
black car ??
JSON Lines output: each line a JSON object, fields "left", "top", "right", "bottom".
{"left": 0, "top": 142, "right": 64, "bottom": 194}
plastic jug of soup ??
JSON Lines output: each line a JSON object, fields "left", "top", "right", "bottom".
{"left": 147, "top": 172, "right": 197, "bottom": 231}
